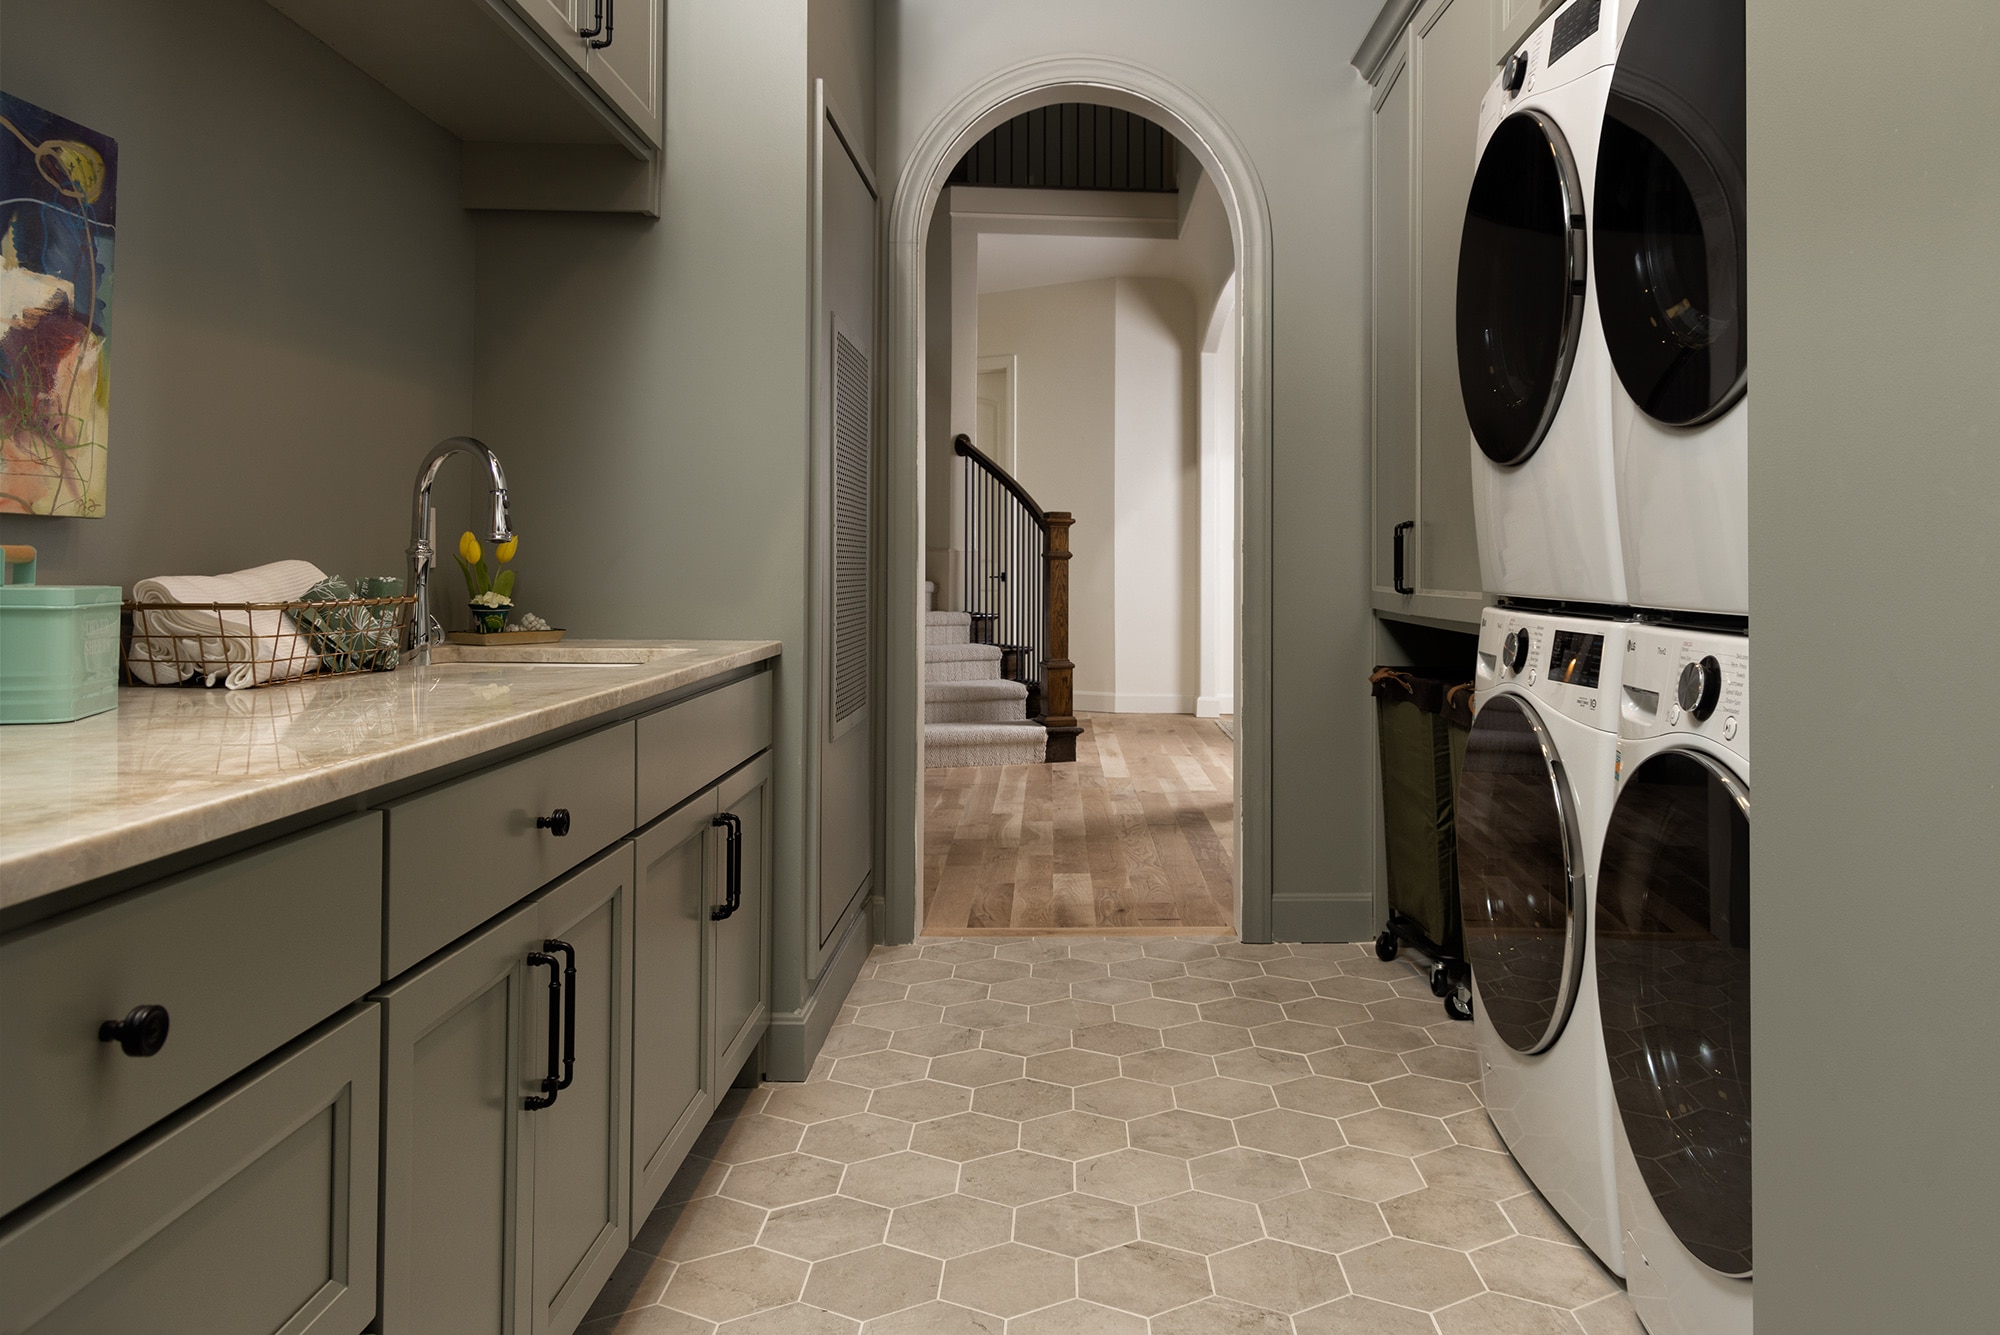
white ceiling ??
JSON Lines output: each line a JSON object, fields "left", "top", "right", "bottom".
{"left": 976, "top": 233, "right": 1199, "bottom": 295}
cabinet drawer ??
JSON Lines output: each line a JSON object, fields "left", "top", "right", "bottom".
{"left": 0, "top": 1005, "right": 380, "bottom": 1335}
{"left": 0, "top": 814, "right": 382, "bottom": 1219}
{"left": 637, "top": 674, "right": 772, "bottom": 825}
{"left": 384, "top": 722, "right": 635, "bottom": 977}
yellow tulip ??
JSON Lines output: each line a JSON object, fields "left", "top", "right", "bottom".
{"left": 495, "top": 536, "right": 518, "bottom": 564}
{"left": 458, "top": 531, "right": 481, "bottom": 565}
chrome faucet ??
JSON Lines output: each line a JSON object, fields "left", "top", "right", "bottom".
{"left": 408, "top": 436, "right": 513, "bottom": 664}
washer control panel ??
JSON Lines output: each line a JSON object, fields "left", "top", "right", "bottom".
{"left": 1479, "top": 0, "right": 1623, "bottom": 141}
{"left": 1475, "top": 607, "right": 1623, "bottom": 731}
{"left": 1619, "top": 625, "right": 1750, "bottom": 760}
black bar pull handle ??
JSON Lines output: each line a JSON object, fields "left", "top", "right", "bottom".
{"left": 524, "top": 951, "right": 562, "bottom": 1110}
{"left": 1392, "top": 520, "right": 1415, "bottom": 596}
{"left": 99, "top": 1004, "right": 170, "bottom": 1057}
{"left": 543, "top": 939, "right": 577, "bottom": 1093}
{"left": 577, "top": 0, "right": 604, "bottom": 39}
{"left": 710, "top": 812, "right": 743, "bottom": 920}
{"left": 588, "top": 0, "right": 615, "bottom": 49}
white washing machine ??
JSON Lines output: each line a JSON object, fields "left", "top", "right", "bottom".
{"left": 1595, "top": 0, "right": 1748, "bottom": 615}
{"left": 1457, "top": 605, "right": 1626, "bottom": 1274}
{"left": 1458, "top": 0, "right": 1627, "bottom": 606}
{"left": 1597, "top": 624, "right": 1751, "bottom": 1333}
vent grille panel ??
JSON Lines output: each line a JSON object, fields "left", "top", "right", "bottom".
{"left": 832, "top": 329, "right": 871, "bottom": 726}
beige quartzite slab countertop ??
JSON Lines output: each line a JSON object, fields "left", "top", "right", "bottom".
{"left": 0, "top": 640, "right": 780, "bottom": 912}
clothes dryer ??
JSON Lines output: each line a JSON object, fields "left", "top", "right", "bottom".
{"left": 1595, "top": 0, "right": 1748, "bottom": 615}
{"left": 1457, "top": 605, "right": 1626, "bottom": 1273}
{"left": 1597, "top": 624, "right": 1751, "bottom": 1333}
{"left": 1458, "top": 0, "right": 1626, "bottom": 605}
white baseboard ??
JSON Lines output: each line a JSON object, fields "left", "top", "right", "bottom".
{"left": 1075, "top": 690, "right": 1197, "bottom": 714}
{"left": 1196, "top": 694, "right": 1235, "bottom": 718}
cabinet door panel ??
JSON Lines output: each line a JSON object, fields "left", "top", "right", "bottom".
{"left": 375, "top": 904, "right": 540, "bottom": 1335}
{"left": 530, "top": 846, "right": 634, "bottom": 1335}
{"left": 1372, "top": 47, "right": 1417, "bottom": 596}
{"left": 633, "top": 797, "right": 716, "bottom": 1221}
{"left": 496, "top": 0, "right": 587, "bottom": 75}
{"left": 585, "top": 0, "right": 662, "bottom": 145}
{"left": 0, "top": 1007, "right": 379, "bottom": 1335}
{"left": 710, "top": 757, "right": 773, "bottom": 1090}
{"left": 1417, "top": 0, "right": 1493, "bottom": 598}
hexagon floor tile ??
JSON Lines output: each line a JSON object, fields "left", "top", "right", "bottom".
{"left": 578, "top": 937, "right": 1639, "bottom": 1334}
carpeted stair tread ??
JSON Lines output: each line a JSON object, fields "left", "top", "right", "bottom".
{"left": 926, "top": 642, "right": 1003, "bottom": 662}
{"left": 926, "top": 679, "right": 1027, "bottom": 701}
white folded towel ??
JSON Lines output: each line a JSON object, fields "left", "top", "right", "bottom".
{"left": 129, "top": 560, "right": 328, "bottom": 689}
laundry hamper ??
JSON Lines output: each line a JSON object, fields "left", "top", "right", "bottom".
{"left": 1370, "top": 666, "right": 1474, "bottom": 1012}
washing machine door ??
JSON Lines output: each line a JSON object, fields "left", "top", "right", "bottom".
{"left": 1595, "top": 748, "right": 1751, "bottom": 1277}
{"left": 1594, "top": 0, "right": 1746, "bottom": 426}
{"left": 1456, "top": 110, "right": 1589, "bottom": 466}
{"left": 1456, "top": 693, "right": 1588, "bottom": 1054}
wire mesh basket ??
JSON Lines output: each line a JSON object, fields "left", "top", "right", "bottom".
{"left": 122, "top": 595, "right": 416, "bottom": 689}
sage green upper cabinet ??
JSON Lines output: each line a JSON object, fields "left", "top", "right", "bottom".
{"left": 266, "top": 0, "right": 664, "bottom": 213}
{"left": 1367, "top": 0, "right": 1497, "bottom": 626}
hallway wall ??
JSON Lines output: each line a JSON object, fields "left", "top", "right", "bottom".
{"left": 977, "top": 277, "right": 1201, "bottom": 715}
{"left": 881, "top": 0, "right": 1380, "bottom": 939}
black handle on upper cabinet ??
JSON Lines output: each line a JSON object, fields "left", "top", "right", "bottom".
{"left": 537, "top": 808, "right": 571, "bottom": 837}
{"left": 1392, "top": 521, "right": 1415, "bottom": 595}
{"left": 524, "top": 952, "right": 562, "bottom": 1110}
{"left": 711, "top": 812, "right": 743, "bottom": 920}
{"left": 587, "top": 0, "right": 615, "bottom": 49}
{"left": 577, "top": 0, "right": 605, "bottom": 40}
{"left": 99, "top": 1004, "right": 170, "bottom": 1057}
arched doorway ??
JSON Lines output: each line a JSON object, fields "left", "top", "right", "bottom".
{"left": 883, "top": 57, "right": 1275, "bottom": 945}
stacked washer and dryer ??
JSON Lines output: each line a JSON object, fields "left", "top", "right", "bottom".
{"left": 1448, "top": 2, "right": 1749, "bottom": 1333}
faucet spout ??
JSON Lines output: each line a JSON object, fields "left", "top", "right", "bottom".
{"left": 408, "top": 436, "right": 514, "bottom": 663}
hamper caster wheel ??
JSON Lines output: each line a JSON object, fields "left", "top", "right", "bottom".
{"left": 1430, "top": 963, "right": 1451, "bottom": 997}
{"left": 1444, "top": 987, "right": 1473, "bottom": 1022}
{"left": 1375, "top": 931, "right": 1398, "bottom": 962}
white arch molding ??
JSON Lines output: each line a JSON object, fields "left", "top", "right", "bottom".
{"left": 882, "top": 56, "right": 1275, "bottom": 945}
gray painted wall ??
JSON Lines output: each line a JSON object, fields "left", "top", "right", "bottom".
{"left": 0, "top": 0, "right": 475, "bottom": 590}
{"left": 1752, "top": 2, "right": 2000, "bottom": 1328}
{"left": 878, "top": 0, "right": 1383, "bottom": 939}
{"left": 473, "top": 0, "right": 873, "bottom": 1075}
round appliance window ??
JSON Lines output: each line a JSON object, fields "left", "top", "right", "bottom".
{"left": 1595, "top": 748, "right": 1751, "bottom": 1277}
{"left": 1456, "top": 110, "right": 1588, "bottom": 466}
{"left": 1594, "top": 0, "right": 1747, "bottom": 425}
{"left": 1456, "top": 693, "right": 1586, "bottom": 1054}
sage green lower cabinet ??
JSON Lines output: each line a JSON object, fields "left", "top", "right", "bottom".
{"left": 711, "top": 755, "right": 773, "bottom": 1093}
{"left": 0, "top": 1005, "right": 381, "bottom": 1335}
{"left": 631, "top": 796, "right": 717, "bottom": 1222}
{"left": 374, "top": 846, "right": 634, "bottom": 1335}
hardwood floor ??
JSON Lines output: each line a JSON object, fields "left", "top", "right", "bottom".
{"left": 922, "top": 712, "right": 1235, "bottom": 934}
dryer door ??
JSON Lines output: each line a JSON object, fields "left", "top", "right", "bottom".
{"left": 1594, "top": 0, "right": 1746, "bottom": 425}
{"left": 1595, "top": 748, "right": 1751, "bottom": 1277}
{"left": 1456, "top": 693, "right": 1587, "bottom": 1054}
{"left": 1456, "top": 111, "right": 1589, "bottom": 466}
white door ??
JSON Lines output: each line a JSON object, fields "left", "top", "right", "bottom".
{"left": 976, "top": 359, "right": 1016, "bottom": 473}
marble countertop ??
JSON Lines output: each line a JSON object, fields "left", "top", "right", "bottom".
{"left": 0, "top": 640, "right": 780, "bottom": 912}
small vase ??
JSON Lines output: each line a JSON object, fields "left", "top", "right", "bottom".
{"left": 470, "top": 604, "right": 510, "bottom": 634}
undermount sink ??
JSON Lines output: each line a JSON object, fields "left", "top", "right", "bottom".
{"left": 427, "top": 640, "right": 703, "bottom": 667}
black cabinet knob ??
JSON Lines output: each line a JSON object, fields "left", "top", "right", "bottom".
{"left": 100, "top": 1004, "right": 170, "bottom": 1057}
{"left": 536, "top": 808, "right": 572, "bottom": 837}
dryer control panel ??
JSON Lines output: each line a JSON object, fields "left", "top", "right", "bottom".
{"left": 1618, "top": 625, "right": 1750, "bottom": 762}
{"left": 1480, "top": 0, "right": 1623, "bottom": 138}
{"left": 1475, "top": 607, "right": 1624, "bottom": 732}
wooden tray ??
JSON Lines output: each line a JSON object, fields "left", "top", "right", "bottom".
{"left": 444, "top": 629, "right": 567, "bottom": 646}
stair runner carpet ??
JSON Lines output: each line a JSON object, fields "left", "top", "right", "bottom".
{"left": 922, "top": 604, "right": 1046, "bottom": 768}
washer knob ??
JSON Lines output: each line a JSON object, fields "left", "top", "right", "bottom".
{"left": 1502, "top": 51, "right": 1529, "bottom": 94}
{"left": 1677, "top": 656, "right": 1723, "bottom": 721}
{"left": 1502, "top": 629, "right": 1531, "bottom": 675}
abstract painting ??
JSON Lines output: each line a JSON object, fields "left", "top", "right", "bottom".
{"left": 1, "top": 92, "right": 116, "bottom": 517}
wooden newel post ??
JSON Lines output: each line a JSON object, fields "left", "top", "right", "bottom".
{"left": 1041, "top": 511, "right": 1081, "bottom": 763}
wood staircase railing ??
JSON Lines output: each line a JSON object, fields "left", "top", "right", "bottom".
{"left": 955, "top": 433, "right": 1079, "bottom": 763}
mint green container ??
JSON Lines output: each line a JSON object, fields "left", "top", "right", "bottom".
{"left": 0, "top": 546, "right": 121, "bottom": 724}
